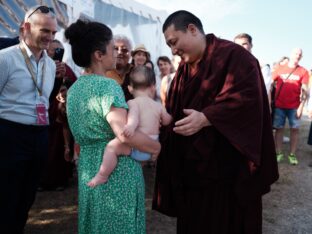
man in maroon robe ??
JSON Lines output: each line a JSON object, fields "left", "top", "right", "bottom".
{"left": 152, "top": 10, "right": 279, "bottom": 234}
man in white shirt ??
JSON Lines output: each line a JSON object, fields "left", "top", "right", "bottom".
{"left": 234, "top": 33, "right": 272, "bottom": 97}
{"left": 0, "top": 5, "right": 57, "bottom": 233}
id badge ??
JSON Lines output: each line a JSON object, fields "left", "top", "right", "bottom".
{"left": 36, "top": 103, "right": 48, "bottom": 125}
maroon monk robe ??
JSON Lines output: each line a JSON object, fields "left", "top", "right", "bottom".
{"left": 152, "top": 34, "right": 278, "bottom": 232}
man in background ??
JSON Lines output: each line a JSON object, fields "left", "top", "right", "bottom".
{"left": 272, "top": 48, "right": 309, "bottom": 165}
{"left": 157, "top": 56, "right": 175, "bottom": 105}
{"left": 105, "top": 34, "right": 134, "bottom": 100}
{"left": 0, "top": 5, "right": 57, "bottom": 233}
{"left": 106, "top": 34, "right": 133, "bottom": 85}
{"left": 234, "top": 33, "right": 272, "bottom": 97}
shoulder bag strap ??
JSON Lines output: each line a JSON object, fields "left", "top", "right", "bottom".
{"left": 274, "top": 66, "right": 298, "bottom": 101}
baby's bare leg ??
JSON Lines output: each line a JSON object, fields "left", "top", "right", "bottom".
{"left": 87, "top": 138, "right": 131, "bottom": 187}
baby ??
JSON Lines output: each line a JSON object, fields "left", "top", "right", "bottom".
{"left": 88, "top": 65, "right": 172, "bottom": 187}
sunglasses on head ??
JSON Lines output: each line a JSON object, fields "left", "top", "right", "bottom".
{"left": 27, "top": 6, "right": 55, "bottom": 20}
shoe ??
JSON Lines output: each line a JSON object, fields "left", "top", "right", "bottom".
{"left": 288, "top": 153, "right": 298, "bottom": 165}
{"left": 276, "top": 153, "right": 284, "bottom": 162}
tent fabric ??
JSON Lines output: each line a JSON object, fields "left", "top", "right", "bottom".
{"left": 0, "top": 0, "right": 170, "bottom": 76}
{"left": 0, "top": 0, "right": 69, "bottom": 37}
{"left": 62, "top": 0, "right": 170, "bottom": 76}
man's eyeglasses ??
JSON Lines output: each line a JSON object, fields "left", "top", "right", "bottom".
{"left": 114, "top": 46, "right": 129, "bottom": 55}
{"left": 27, "top": 6, "right": 55, "bottom": 20}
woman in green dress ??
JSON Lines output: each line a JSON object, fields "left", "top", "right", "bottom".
{"left": 64, "top": 20, "right": 160, "bottom": 234}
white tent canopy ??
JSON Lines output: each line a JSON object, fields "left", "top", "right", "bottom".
{"left": 0, "top": 0, "right": 171, "bottom": 74}
{"left": 0, "top": 0, "right": 69, "bottom": 36}
{"left": 59, "top": 0, "right": 170, "bottom": 74}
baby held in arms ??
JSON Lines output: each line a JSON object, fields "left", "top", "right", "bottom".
{"left": 88, "top": 65, "right": 172, "bottom": 187}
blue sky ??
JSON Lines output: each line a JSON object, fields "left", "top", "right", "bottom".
{"left": 136, "top": 0, "right": 312, "bottom": 69}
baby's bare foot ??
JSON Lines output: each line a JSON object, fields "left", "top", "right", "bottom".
{"left": 87, "top": 173, "right": 109, "bottom": 188}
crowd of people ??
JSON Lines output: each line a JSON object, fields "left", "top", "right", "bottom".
{"left": 0, "top": 4, "right": 311, "bottom": 234}
{"left": 233, "top": 33, "right": 310, "bottom": 166}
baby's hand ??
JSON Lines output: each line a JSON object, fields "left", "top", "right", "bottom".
{"left": 122, "top": 124, "right": 135, "bottom": 138}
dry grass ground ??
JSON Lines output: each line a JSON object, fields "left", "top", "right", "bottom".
{"left": 25, "top": 116, "right": 312, "bottom": 234}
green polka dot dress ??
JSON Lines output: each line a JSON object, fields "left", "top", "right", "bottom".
{"left": 67, "top": 74, "right": 145, "bottom": 234}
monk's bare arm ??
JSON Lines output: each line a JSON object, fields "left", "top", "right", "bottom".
{"left": 173, "top": 109, "right": 211, "bottom": 136}
{"left": 107, "top": 106, "right": 160, "bottom": 154}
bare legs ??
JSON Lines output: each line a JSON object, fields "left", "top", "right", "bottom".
{"left": 274, "top": 128, "right": 284, "bottom": 153}
{"left": 290, "top": 128, "right": 299, "bottom": 154}
{"left": 274, "top": 127, "right": 299, "bottom": 155}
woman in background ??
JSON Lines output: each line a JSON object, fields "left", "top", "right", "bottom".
{"left": 131, "top": 44, "right": 150, "bottom": 67}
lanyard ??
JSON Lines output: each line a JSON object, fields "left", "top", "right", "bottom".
{"left": 19, "top": 43, "right": 45, "bottom": 96}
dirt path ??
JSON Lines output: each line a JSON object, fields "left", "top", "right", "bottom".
{"left": 262, "top": 116, "right": 312, "bottom": 234}
{"left": 25, "top": 117, "right": 312, "bottom": 234}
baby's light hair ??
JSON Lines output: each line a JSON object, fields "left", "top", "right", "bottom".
{"left": 129, "top": 65, "right": 156, "bottom": 90}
